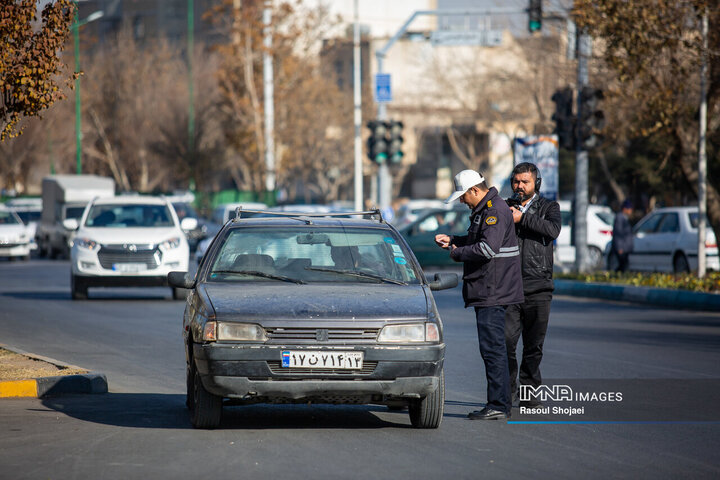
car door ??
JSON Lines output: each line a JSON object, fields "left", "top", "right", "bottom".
{"left": 652, "top": 212, "right": 681, "bottom": 271}
{"left": 403, "top": 210, "right": 468, "bottom": 266}
{"left": 630, "top": 212, "right": 663, "bottom": 271}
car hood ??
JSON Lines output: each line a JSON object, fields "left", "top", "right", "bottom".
{"left": 201, "top": 283, "right": 430, "bottom": 321}
{"left": 0, "top": 224, "right": 28, "bottom": 240}
{"left": 77, "top": 227, "right": 182, "bottom": 245}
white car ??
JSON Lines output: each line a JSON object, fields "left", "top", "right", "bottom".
{"left": 70, "top": 196, "right": 191, "bottom": 299}
{"left": 615, "top": 206, "right": 719, "bottom": 273}
{"left": 556, "top": 201, "right": 615, "bottom": 270}
{"left": 5, "top": 197, "right": 41, "bottom": 251}
{"left": 0, "top": 206, "right": 31, "bottom": 261}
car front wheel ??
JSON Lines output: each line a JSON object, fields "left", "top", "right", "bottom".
{"left": 190, "top": 362, "right": 222, "bottom": 429}
{"left": 408, "top": 371, "right": 444, "bottom": 429}
{"left": 71, "top": 275, "right": 88, "bottom": 300}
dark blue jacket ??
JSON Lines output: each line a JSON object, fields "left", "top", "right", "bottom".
{"left": 449, "top": 187, "right": 524, "bottom": 308}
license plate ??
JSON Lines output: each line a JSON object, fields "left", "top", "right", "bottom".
{"left": 113, "top": 263, "right": 147, "bottom": 273}
{"left": 281, "top": 350, "right": 363, "bottom": 369}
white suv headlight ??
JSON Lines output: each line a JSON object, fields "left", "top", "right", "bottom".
{"left": 378, "top": 323, "right": 440, "bottom": 343}
{"left": 160, "top": 236, "right": 182, "bottom": 250}
{"left": 75, "top": 237, "right": 100, "bottom": 251}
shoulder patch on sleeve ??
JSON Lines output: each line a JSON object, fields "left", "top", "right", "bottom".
{"left": 485, "top": 216, "right": 497, "bottom": 225}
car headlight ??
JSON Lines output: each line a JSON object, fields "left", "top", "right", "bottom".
{"left": 202, "top": 321, "right": 267, "bottom": 342}
{"left": 75, "top": 237, "right": 100, "bottom": 251}
{"left": 160, "top": 236, "right": 182, "bottom": 250}
{"left": 377, "top": 323, "right": 440, "bottom": 343}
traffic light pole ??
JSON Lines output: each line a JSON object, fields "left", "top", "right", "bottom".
{"left": 574, "top": 30, "right": 591, "bottom": 272}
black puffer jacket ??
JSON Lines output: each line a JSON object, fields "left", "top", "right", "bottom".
{"left": 515, "top": 195, "right": 561, "bottom": 295}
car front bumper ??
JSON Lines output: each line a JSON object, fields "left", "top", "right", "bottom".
{"left": 193, "top": 342, "right": 445, "bottom": 401}
{"left": 0, "top": 243, "right": 31, "bottom": 257}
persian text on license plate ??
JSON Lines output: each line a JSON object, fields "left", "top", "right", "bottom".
{"left": 281, "top": 350, "right": 363, "bottom": 369}
{"left": 113, "top": 263, "right": 147, "bottom": 273}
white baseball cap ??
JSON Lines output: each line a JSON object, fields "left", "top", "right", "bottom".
{"left": 444, "top": 170, "right": 485, "bottom": 203}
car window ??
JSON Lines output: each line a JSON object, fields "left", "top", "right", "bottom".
{"left": 413, "top": 210, "right": 467, "bottom": 235}
{"left": 85, "top": 204, "right": 174, "bottom": 228}
{"left": 14, "top": 210, "right": 42, "bottom": 224}
{"left": 657, "top": 213, "right": 679, "bottom": 233}
{"left": 65, "top": 206, "right": 87, "bottom": 220}
{"left": 594, "top": 211, "right": 615, "bottom": 225}
{"left": 0, "top": 210, "right": 22, "bottom": 225}
{"left": 688, "top": 212, "right": 710, "bottom": 229}
{"left": 561, "top": 210, "right": 573, "bottom": 227}
{"left": 172, "top": 203, "right": 197, "bottom": 221}
{"left": 634, "top": 213, "right": 662, "bottom": 234}
{"left": 207, "top": 226, "right": 419, "bottom": 284}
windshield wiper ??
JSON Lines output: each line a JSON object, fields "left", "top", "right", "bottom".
{"left": 304, "top": 266, "right": 407, "bottom": 285}
{"left": 212, "top": 270, "right": 306, "bottom": 284}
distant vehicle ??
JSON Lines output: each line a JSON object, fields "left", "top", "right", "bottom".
{"left": 393, "top": 199, "right": 449, "bottom": 228}
{"left": 70, "top": 195, "right": 191, "bottom": 300}
{"left": 0, "top": 206, "right": 31, "bottom": 261}
{"left": 609, "top": 206, "right": 719, "bottom": 273}
{"left": 556, "top": 201, "right": 615, "bottom": 270}
{"left": 36, "top": 175, "right": 115, "bottom": 259}
{"left": 168, "top": 210, "right": 457, "bottom": 429}
{"left": 211, "top": 202, "right": 268, "bottom": 225}
{"left": 397, "top": 207, "right": 469, "bottom": 267}
{"left": 6, "top": 197, "right": 42, "bottom": 251}
{"left": 171, "top": 202, "right": 203, "bottom": 251}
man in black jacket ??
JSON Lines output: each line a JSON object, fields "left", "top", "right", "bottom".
{"left": 435, "top": 169, "right": 524, "bottom": 420}
{"left": 505, "top": 162, "right": 561, "bottom": 407}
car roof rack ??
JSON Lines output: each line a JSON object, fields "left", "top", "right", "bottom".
{"left": 232, "top": 208, "right": 385, "bottom": 224}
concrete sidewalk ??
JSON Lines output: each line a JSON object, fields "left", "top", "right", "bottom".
{"left": 0, "top": 345, "right": 107, "bottom": 398}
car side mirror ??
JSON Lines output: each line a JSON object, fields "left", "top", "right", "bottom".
{"left": 428, "top": 272, "right": 458, "bottom": 291}
{"left": 63, "top": 218, "right": 79, "bottom": 231}
{"left": 181, "top": 217, "right": 198, "bottom": 231}
{"left": 168, "top": 271, "right": 195, "bottom": 289}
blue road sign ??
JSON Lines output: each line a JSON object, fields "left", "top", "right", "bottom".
{"left": 375, "top": 73, "right": 392, "bottom": 103}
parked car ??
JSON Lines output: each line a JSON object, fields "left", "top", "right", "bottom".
{"left": 397, "top": 207, "right": 469, "bottom": 267}
{"left": 556, "top": 201, "right": 615, "bottom": 270}
{"left": 0, "top": 206, "right": 31, "bottom": 261}
{"left": 608, "top": 206, "right": 719, "bottom": 273}
{"left": 168, "top": 210, "right": 458, "bottom": 429}
{"left": 393, "top": 199, "right": 450, "bottom": 228}
{"left": 69, "top": 196, "right": 191, "bottom": 300}
{"left": 211, "top": 202, "right": 268, "bottom": 225}
{"left": 171, "top": 202, "right": 203, "bottom": 252}
{"left": 5, "top": 197, "right": 42, "bottom": 251}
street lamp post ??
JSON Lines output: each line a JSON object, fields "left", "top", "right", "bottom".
{"left": 72, "top": 5, "right": 103, "bottom": 175}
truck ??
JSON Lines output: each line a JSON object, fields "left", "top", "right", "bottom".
{"left": 36, "top": 175, "right": 115, "bottom": 258}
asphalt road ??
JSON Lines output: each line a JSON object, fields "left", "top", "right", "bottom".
{"left": 1, "top": 260, "right": 719, "bottom": 479}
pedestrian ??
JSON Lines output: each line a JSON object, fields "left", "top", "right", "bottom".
{"left": 435, "top": 169, "right": 524, "bottom": 420}
{"left": 611, "top": 199, "right": 634, "bottom": 272}
{"left": 504, "top": 162, "right": 561, "bottom": 407}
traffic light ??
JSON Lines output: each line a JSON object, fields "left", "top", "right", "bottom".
{"left": 366, "top": 120, "right": 388, "bottom": 164}
{"left": 578, "top": 87, "right": 605, "bottom": 150}
{"left": 551, "top": 87, "right": 574, "bottom": 150}
{"left": 528, "top": 0, "right": 542, "bottom": 33}
{"left": 388, "top": 120, "right": 404, "bottom": 164}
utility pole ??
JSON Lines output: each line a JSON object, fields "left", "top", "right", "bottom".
{"left": 698, "top": 11, "right": 708, "bottom": 278}
{"left": 574, "top": 30, "right": 591, "bottom": 272}
{"left": 263, "top": 1, "right": 275, "bottom": 195}
{"left": 353, "top": 0, "right": 363, "bottom": 211}
{"left": 187, "top": 0, "right": 195, "bottom": 176}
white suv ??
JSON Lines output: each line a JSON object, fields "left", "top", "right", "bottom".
{"left": 70, "top": 196, "right": 190, "bottom": 300}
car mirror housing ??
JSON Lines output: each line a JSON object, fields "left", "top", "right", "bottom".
{"left": 63, "top": 218, "right": 79, "bottom": 231}
{"left": 168, "top": 271, "right": 195, "bottom": 289}
{"left": 428, "top": 273, "right": 458, "bottom": 291}
{"left": 181, "top": 217, "right": 198, "bottom": 231}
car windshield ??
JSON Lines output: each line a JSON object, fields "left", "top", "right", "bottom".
{"left": 14, "top": 210, "right": 41, "bottom": 224}
{"left": 0, "top": 210, "right": 22, "bottom": 225}
{"left": 85, "top": 204, "right": 175, "bottom": 228}
{"left": 207, "top": 226, "right": 420, "bottom": 285}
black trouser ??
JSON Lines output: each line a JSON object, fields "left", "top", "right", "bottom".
{"left": 475, "top": 305, "right": 511, "bottom": 414}
{"left": 616, "top": 252, "right": 630, "bottom": 272}
{"left": 505, "top": 292, "right": 552, "bottom": 399}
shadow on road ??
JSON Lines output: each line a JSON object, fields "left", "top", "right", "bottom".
{"left": 41, "top": 393, "right": 435, "bottom": 430}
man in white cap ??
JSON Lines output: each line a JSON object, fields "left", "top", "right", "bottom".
{"left": 435, "top": 169, "right": 524, "bottom": 420}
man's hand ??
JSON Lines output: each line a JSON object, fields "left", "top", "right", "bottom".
{"left": 510, "top": 206, "right": 522, "bottom": 224}
{"left": 435, "top": 234, "right": 451, "bottom": 249}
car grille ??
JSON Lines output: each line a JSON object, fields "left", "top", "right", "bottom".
{"left": 265, "top": 327, "right": 380, "bottom": 342}
{"left": 97, "top": 244, "right": 162, "bottom": 269}
{"left": 266, "top": 360, "right": 377, "bottom": 375}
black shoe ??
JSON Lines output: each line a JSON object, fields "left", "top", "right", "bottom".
{"left": 467, "top": 407, "right": 510, "bottom": 420}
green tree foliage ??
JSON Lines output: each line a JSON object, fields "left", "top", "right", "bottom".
{"left": 573, "top": 0, "right": 720, "bottom": 240}
{"left": 0, "top": 0, "right": 74, "bottom": 140}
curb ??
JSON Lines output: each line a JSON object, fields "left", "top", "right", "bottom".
{"left": 0, "top": 345, "right": 107, "bottom": 399}
{"left": 554, "top": 280, "right": 720, "bottom": 312}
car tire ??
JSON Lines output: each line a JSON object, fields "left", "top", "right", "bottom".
{"left": 186, "top": 358, "right": 195, "bottom": 411}
{"left": 71, "top": 274, "right": 88, "bottom": 300}
{"left": 588, "top": 246, "right": 604, "bottom": 271}
{"left": 408, "top": 370, "right": 444, "bottom": 429}
{"left": 673, "top": 253, "right": 690, "bottom": 274}
{"left": 191, "top": 363, "right": 222, "bottom": 429}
